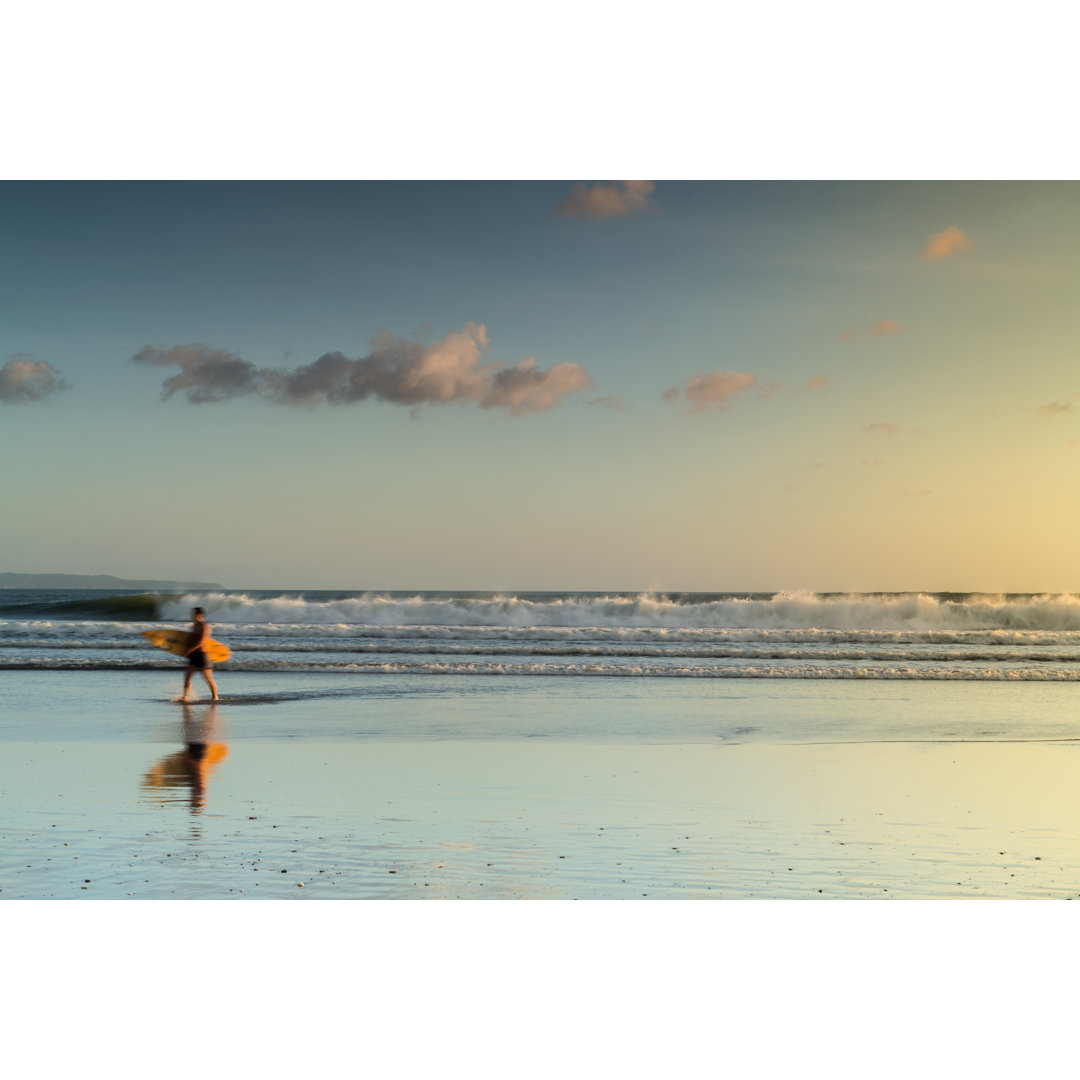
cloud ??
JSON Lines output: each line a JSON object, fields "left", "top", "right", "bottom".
{"left": 0, "top": 356, "right": 69, "bottom": 403}
{"left": 921, "top": 225, "right": 974, "bottom": 260}
{"left": 805, "top": 377, "right": 829, "bottom": 392}
{"left": 664, "top": 371, "right": 757, "bottom": 413}
{"left": 556, "top": 181, "right": 655, "bottom": 219}
{"left": 842, "top": 321, "right": 904, "bottom": 338}
{"left": 480, "top": 355, "right": 594, "bottom": 416}
{"left": 861, "top": 459, "right": 887, "bottom": 467}
{"left": 865, "top": 422, "right": 901, "bottom": 435}
{"left": 587, "top": 394, "right": 631, "bottom": 412}
{"left": 132, "top": 344, "right": 263, "bottom": 403}
{"left": 1037, "top": 398, "right": 1075, "bottom": 416}
{"left": 870, "top": 320, "right": 902, "bottom": 336}
{"left": 267, "top": 323, "right": 497, "bottom": 407}
{"left": 134, "top": 323, "right": 593, "bottom": 416}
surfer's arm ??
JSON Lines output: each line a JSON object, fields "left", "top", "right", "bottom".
{"left": 185, "top": 623, "right": 209, "bottom": 654}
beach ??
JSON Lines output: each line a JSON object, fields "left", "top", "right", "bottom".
{"left": 8, "top": 174, "right": 1080, "bottom": 1072}
{"left": 5, "top": 666, "right": 1080, "bottom": 900}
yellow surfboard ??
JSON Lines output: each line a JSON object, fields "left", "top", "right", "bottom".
{"left": 142, "top": 628, "right": 232, "bottom": 662}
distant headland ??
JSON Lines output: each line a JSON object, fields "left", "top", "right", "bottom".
{"left": 0, "top": 573, "right": 225, "bottom": 591}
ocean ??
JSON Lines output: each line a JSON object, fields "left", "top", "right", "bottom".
{"left": 6, "top": 587, "right": 1080, "bottom": 902}
{"left": 5, "top": 587, "right": 1080, "bottom": 746}
{"left": 6, "top": 587, "right": 1080, "bottom": 681}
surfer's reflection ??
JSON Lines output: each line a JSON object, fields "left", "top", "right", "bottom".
{"left": 141, "top": 704, "right": 229, "bottom": 814}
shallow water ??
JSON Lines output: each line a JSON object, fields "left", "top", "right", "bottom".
{"left": 7, "top": 737, "right": 1080, "bottom": 900}
{"left": 10, "top": 589, "right": 1080, "bottom": 681}
{"left": 5, "top": 670, "right": 1080, "bottom": 899}
{"left": 4, "top": 668, "right": 1080, "bottom": 744}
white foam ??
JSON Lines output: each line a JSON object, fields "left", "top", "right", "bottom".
{"left": 183, "top": 659, "right": 1080, "bottom": 680}
{"left": 160, "top": 591, "right": 1080, "bottom": 633}
{"left": 10, "top": 591, "right": 1080, "bottom": 682}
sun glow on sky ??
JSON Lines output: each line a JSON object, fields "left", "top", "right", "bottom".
{"left": 2, "top": 180, "right": 1079, "bottom": 591}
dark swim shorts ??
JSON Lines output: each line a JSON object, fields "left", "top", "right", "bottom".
{"left": 187, "top": 649, "right": 209, "bottom": 670}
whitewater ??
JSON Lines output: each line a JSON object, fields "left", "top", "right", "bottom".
{"left": 6, "top": 589, "right": 1080, "bottom": 681}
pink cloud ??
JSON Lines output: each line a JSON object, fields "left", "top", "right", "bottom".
{"left": 0, "top": 356, "right": 69, "bottom": 403}
{"left": 587, "top": 394, "right": 631, "bottom": 412}
{"left": 921, "top": 225, "right": 974, "bottom": 260}
{"left": 1038, "top": 399, "right": 1075, "bottom": 416}
{"left": 134, "top": 323, "right": 593, "bottom": 416}
{"left": 481, "top": 356, "right": 594, "bottom": 416}
{"left": 665, "top": 371, "right": 757, "bottom": 413}
{"left": 870, "top": 320, "right": 902, "bottom": 336}
{"left": 865, "top": 422, "right": 901, "bottom": 435}
{"left": 556, "top": 181, "right": 655, "bottom": 219}
{"left": 843, "top": 321, "right": 904, "bottom": 338}
{"left": 805, "top": 377, "right": 829, "bottom": 392}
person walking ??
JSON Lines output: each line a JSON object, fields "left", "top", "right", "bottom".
{"left": 181, "top": 607, "right": 220, "bottom": 702}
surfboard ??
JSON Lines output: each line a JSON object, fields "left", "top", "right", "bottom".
{"left": 142, "top": 628, "right": 232, "bottom": 662}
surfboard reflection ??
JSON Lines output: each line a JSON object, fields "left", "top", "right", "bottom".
{"left": 141, "top": 703, "right": 229, "bottom": 814}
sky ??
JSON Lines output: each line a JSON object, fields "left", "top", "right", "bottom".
{"left": 3, "top": 179, "right": 1080, "bottom": 591}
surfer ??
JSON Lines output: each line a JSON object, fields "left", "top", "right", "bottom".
{"left": 182, "top": 607, "right": 219, "bottom": 702}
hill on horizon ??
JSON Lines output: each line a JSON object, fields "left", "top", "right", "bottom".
{"left": 0, "top": 573, "right": 225, "bottom": 591}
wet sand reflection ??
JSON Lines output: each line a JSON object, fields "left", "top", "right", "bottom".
{"left": 141, "top": 704, "right": 229, "bottom": 814}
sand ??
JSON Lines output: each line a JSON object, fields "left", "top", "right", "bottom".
{"left": 5, "top": 669, "right": 1080, "bottom": 898}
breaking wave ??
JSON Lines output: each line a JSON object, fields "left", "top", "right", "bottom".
{"left": 157, "top": 590, "right": 1080, "bottom": 633}
{"left": 0, "top": 592, "right": 166, "bottom": 621}
{"left": 7, "top": 589, "right": 1080, "bottom": 683}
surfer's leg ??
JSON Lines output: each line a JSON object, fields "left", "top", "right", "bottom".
{"left": 181, "top": 666, "right": 194, "bottom": 701}
{"left": 202, "top": 668, "right": 219, "bottom": 701}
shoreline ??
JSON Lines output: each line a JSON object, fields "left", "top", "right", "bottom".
{"left": 5, "top": 669, "right": 1080, "bottom": 899}
{"left": 5, "top": 737, "right": 1080, "bottom": 899}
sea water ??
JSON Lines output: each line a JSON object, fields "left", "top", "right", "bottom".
{"left": 6, "top": 590, "right": 1080, "bottom": 900}
{"left": 3, "top": 589, "right": 1080, "bottom": 743}
{"left": 6, "top": 588, "right": 1080, "bottom": 679}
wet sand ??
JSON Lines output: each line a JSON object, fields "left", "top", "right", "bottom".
{"left": 5, "top": 695, "right": 1080, "bottom": 898}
